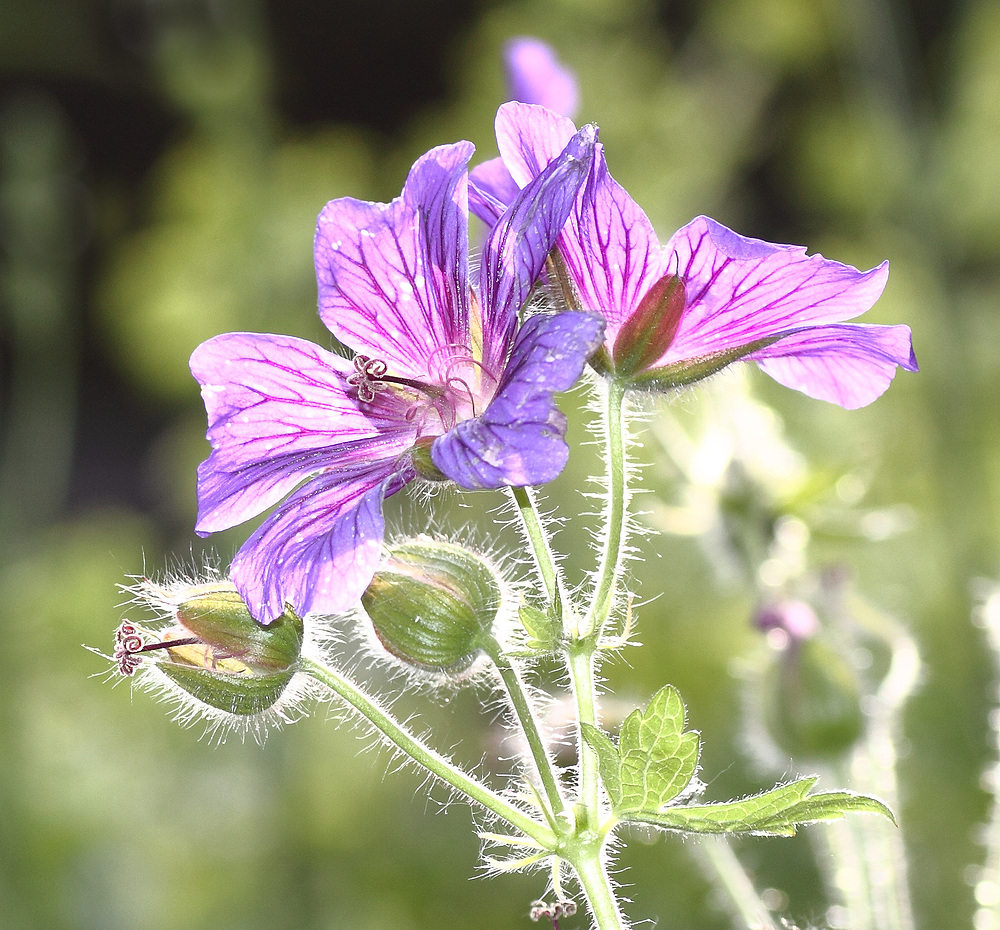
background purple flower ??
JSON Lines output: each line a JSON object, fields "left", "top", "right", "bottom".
{"left": 503, "top": 37, "right": 578, "bottom": 118}
{"left": 191, "top": 130, "right": 603, "bottom": 622}
{"left": 471, "top": 103, "right": 917, "bottom": 409}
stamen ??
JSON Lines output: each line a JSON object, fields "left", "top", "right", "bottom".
{"left": 348, "top": 355, "right": 388, "bottom": 403}
{"left": 112, "top": 619, "right": 202, "bottom": 677}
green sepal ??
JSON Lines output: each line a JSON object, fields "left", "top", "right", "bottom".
{"left": 160, "top": 664, "right": 296, "bottom": 716}
{"left": 617, "top": 685, "right": 701, "bottom": 813}
{"left": 621, "top": 775, "right": 896, "bottom": 836}
{"left": 581, "top": 723, "right": 623, "bottom": 808}
{"left": 623, "top": 335, "right": 781, "bottom": 392}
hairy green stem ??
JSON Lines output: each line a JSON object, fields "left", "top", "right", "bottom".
{"left": 570, "top": 842, "right": 630, "bottom": 930}
{"left": 509, "top": 485, "right": 562, "bottom": 608}
{"left": 584, "top": 378, "right": 628, "bottom": 639}
{"left": 300, "top": 656, "right": 554, "bottom": 847}
{"left": 482, "top": 637, "right": 569, "bottom": 822}
{"left": 567, "top": 640, "right": 601, "bottom": 818}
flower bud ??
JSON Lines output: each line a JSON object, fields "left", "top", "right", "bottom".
{"left": 762, "top": 636, "right": 864, "bottom": 759}
{"left": 361, "top": 538, "right": 502, "bottom": 673}
{"left": 114, "top": 580, "right": 303, "bottom": 716}
{"left": 611, "top": 273, "right": 686, "bottom": 378}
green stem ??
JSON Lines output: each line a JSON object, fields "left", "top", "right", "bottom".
{"left": 695, "top": 837, "right": 780, "bottom": 930}
{"left": 300, "top": 656, "right": 554, "bottom": 847}
{"left": 482, "top": 637, "right": 569, "bottom": 822}
{"left": 571, "top": 842, "right": 629, "bottom": 930}
{"left": 584, "top": 378, "right": 628, "bottom": 639}
{"left": 567, "top": 639, "right": 601, "bottom": 820}
{"left": 509, "top": 485, "right": 562, "bottom": 608}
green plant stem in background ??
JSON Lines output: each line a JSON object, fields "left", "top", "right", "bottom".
{"left": 300, "top": 657, "right": 555, "bottom": 848}
{"left": 694, "top": 837, "right": 780, "bottom": 930}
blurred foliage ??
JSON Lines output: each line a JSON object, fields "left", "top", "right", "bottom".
{"left": 2, "top": 0, "right": 999, "bottom": 928}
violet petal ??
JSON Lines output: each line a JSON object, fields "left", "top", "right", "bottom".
{"left": 315, "top": 141, "right": 474, "bottom": 380}
{"left": 431, "top": 311, "right": 603, "bottom": 489}
{"left": 230, "top": 463, "right": 413, "bottom": 623}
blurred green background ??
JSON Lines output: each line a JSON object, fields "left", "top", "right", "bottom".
{"left": 1, "top": 0, "right": 996, "bottom": 927}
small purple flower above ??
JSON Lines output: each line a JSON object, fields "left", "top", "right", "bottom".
{"left": 191, "top": 130, "right": 603, "bottom": 622}
{"left": 470, "top": 103, "right": 917, "bottom": 409}
{"left": 504, "top": 37, "right": 578, "bottom": 118}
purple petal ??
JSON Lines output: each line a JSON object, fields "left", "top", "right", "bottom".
{"left": 431, "top": 311, "right": 604, "bottom": 489}
{"left": 504, "top": 37, "right": 579, "bottom": 118}
{"left": 230, "top": 463, "right": 413, "bottom": 622}
{"left": 493, "top": 103, "right": 667, "bottom": 337}
{"left": 315, "top": 141, "right": 474, "bottom": 380}
{"left": 750, "top": 323, "right": 917, "bottom": 408}
{"left": 469, "top": 157, "right": 519, "bottom": 227}
{"left": 478, "top": 124, "right": 597, "bottom": 372}
{"left": 191, "top": 333, "right": 416, "bottom": 534}
{"left": 660, "top": 216, "right": 891, "bottom": 365}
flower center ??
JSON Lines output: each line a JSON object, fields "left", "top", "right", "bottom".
{"left": 349, "top": 346, "right": 500, "bottom": 438}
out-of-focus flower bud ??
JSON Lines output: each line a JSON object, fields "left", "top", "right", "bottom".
{"left": 114, "top": 580, "right": 303, "bottom": 716}
{"left": 361, "top": 538, "right": 502, "bottom": 673}
{"left": 762, "top": 633, "right": 864, "bottom": 759}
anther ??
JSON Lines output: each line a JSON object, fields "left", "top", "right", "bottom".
{"left": 348, "top": 354, "right": 388, "bottom": 403}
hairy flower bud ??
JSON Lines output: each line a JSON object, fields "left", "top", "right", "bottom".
{"left": 114, "top": 580, "right": 303, "bottom": 716}
{"left": 361, "top": 538, "right": 502, "bottom": 673}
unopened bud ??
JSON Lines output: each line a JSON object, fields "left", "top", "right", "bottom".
{"left": 611, "top": 273, "right": 686, "bottom": 378}
{"left": 362, "top": 538, "right": 502, "bottom": 673}
{"left": 114, "top": 580, "right": 303, "bottom": 716}
{"left": 762, "top": 636, "right": 864, "bottom": 758}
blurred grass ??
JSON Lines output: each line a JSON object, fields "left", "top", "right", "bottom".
{"left": 2, "top": 0, "right": 998, "bottom": 928}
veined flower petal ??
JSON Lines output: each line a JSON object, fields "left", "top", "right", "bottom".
{"left": 315, "top": 141, "right": 474, "bottom": 380}
{"left": 750, "top": 323, "right": 918, "bottom": 409}
{"left": 491, "top": 103, "right": 667, "bottom": 334}
{"left": 468, "top": 157, "right": 518, "bottom": 227}
{"left": 478, "top": 124, "right": 597, "bottom": 371}
{"left": 230, "top": 463, "right": 414, "bottom": 623}
{"left": 431, "top": 311, "right": 604, "bottom": 489}
{"left": 661, "top": 216, "right": 891, "bottom": 364}
{"left": 191, "top": 333, "right": 417, "bottom": 534}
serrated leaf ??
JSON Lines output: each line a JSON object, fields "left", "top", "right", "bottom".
{"left": 620, "top": 776, "right": 896, "bottom": 837}
{"left": 617, "top": 685, "right": 701, "bottom": 813}
{"left": 581, "top": 724, "right": 623, "bottom": 808}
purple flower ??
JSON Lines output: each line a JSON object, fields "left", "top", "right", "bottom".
{"left": 470, "top": 103, "right": 917, "bottom": 408}
{"left": 191, "top": 129, "right": 603, "bottom": 622}
{"left": 503, "top": 37, "right": 578, "bottom": 118}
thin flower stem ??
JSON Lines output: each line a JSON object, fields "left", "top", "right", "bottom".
{"left": 300, "top": 656, "right": 554, "bottom": 847}
{"left": 694, "top": 837, "right": 780, "bottom": 930}
{"left": 482, "top": 637, "right": 569, "bottom": 822}
{"left": 509, "top": 484, "right": 564, "bottom": 609}
{"left": 584, "top": 377, "right": 628, "bottom": 640}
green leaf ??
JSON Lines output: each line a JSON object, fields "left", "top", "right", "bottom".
{"left": 581, "top": 723, "right": 623, "bottom": 808}
{"left": 617, "top": 685, "right": 701, "bottom": 813}
{"left": 621, "top": 776, "right": 896, "bottom": 837}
